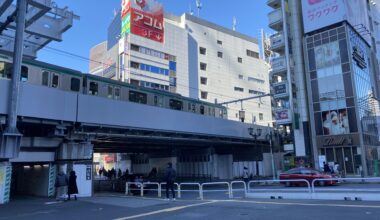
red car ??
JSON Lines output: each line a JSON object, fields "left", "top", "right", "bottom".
{"left": 279, "top": 168, "right": 337, "bottom": 187}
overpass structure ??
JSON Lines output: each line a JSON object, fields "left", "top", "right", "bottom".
{"left": 0, "top": 0, "right": 273, "bottom": 204}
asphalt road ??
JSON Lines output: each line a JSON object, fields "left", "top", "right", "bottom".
{"left": 1, "top": 195, "right": 380, "bottom": 220}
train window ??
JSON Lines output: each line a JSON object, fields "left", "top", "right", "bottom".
{"left": 20, "top": 66, "right": 28, "bottom": 82}
{"left": 208, "top": 107, "right": 212, "bottom": 115}
{"left": 89, "top": 81, "right": 98, "bottom": 95}
{"left": 129, "top": 90, "right": 147, "bottom": 104}
{"left": 52, "top": 74, "right": 59, "bottom": 88}
{"left": 114, "top": 87, "right": 121, "bottom": 100}
{"left": 200, "top": 105, "right": 205, "bottom": 115}
{"left": 70, "top": 78, "right": 80, "bottom": 92}
{"left": 42, "top": 71, "right": 49, "bottom": 86}
{"left": 188, "top": 103, "right": 191, "bottom": 111}
{"left": 0, "top": 62, "right": 12, "bottom": 79}
{"left": 169, "top": 99, "right": 183, "bottom": 110}
{"left": 107, "top": 86, "right": 113, "bottom": 99}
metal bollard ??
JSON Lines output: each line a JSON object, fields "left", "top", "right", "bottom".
{"left": 200, "top": 185, "right": 203, "bottom": 200}
{"left": 125, "top": 183, "right": 129, "bottom": 195}
{"left": 140, "top": 184, "right": 144, "bottom": 197}
{"left": 177, "top": 184, "right": 181, "bottom": 199}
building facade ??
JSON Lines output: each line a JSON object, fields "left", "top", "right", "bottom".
{"left": 90, "top": 3, "right": 271, "bottom": 125}
{"left": 267, "top": 0, "right": 380, "bottom": 176}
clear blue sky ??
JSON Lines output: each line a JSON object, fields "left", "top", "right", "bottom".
{"left": 37, "top": 0, "right": 271, "bottom": 73}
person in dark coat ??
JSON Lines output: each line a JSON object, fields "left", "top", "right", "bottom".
{"left": 164, "top": 162, "right": 176, "bottom": 200}
{"left": 68, "top": 170, "right": 79, "bottom": 200}
{"left": 323, "top": 162, "right": 331, "bottom": 173}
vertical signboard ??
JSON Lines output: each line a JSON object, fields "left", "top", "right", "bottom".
{"left": 121, "top": 0, "right": 164, "bottom": 43}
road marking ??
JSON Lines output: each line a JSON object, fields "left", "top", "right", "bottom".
{"left": 44, "top": 201, "right": 63, "bottom": 205}
{"left": 113, "top": 201, "right": 217, "bottom": 220}
{"left": 222, "top": 199, "right": 380, "bottom": 209}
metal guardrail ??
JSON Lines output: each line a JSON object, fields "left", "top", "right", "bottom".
{"left": 178, "top": 182, "right": 201, "bottom": 199}
{"left": 230, "top": 181, "right": 247, "bottom": 198}
{"left": 125, "top": 182, "right": 144, "bottom": 197}
{"left": 159, "top": 182, "right": 180, "bottom": 198}
{"left": 248, "top": 179, "right": 311, "bottom": 193}
{"left": 311, "top": 177, "right": 380, "bottom": 193}
{"left": 201, "top": 182, "right": 231, "bottom": 200}
{"left": 143, "top": 182, "right": 161, "bottom": 197}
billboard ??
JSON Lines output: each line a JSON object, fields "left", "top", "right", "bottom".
{"left": 121, "top": 0, "right": 164, "bottom": 43}
{"left": 275, "top": 109, "right": 292, "bottom": 124}
{"left": 302, "top": 0, "right": 370, "bottom": 45}
{"left": 322, "top": 109, "right": 349, "bottom": 135}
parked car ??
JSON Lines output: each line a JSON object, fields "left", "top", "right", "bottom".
{"left": 279, "top": 168, "right": 337, "bottom": 187}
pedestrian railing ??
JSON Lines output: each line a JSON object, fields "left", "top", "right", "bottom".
{"left": 311, "top": 177, "right": 380, "bottom": 193}
{"left": 123, "top": 178, "right": 380, "bottom": 201}
{"left": 125, "top": 182, "right": 144, "bottom": 197}
{"left": 178, "top": 182, "right": 202, "bottom": 199}
{"left": 201, "top": 182, "right": 231, "bottom": 200}
{"left": 230, "top": 181, "right": 247, "bottom": 198}
{"left": 159, "top": 182, "right": 180, "bottom": 198}
{"left": 248, "top": 179, "right": 311, "bottom": 193}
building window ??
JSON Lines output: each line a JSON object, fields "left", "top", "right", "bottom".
{"left": 131, "top": 44, "right": 139, "bottom": 51}
{"left": 248, "top": 77, "right": 265, "bottom": 84}
{"left": 200, "top": 77, "right": 208, "bottom": 85}
{"left": 201, "top": 91, "right": 208, "bottom": 99}
{"left": 217, "top": 40, "right": 222, "bottom": 45}
{"left": 249, "top": 90, "right": 265, "bottom": 95}
{"left": 238, "top": 74, "right": 244, "bottom": 80}
{"left": 238, "top": 57, "right": 243, "bottom": 63}
{"left": 131, "top": 61, "right": 139, "bottom": 69}
{"left": 247, "top": 49, "right": 259, "bottom": 58}
{"left": 217, "top": 51, "right": 223, "bottom": 58}
{"left": 200, "top": 62, "right": 207, "bottom": 71}
{"left": 234, "top": 87, "right": 244, "bottom": 92}
{"left": 199, "top": 47, "right": 206, "bottom": 55}
{"left": 259, "top": 113, "right": 264, "bottom": 121}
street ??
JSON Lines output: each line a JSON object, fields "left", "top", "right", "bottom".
{"left": 1, "top": 195, "right": 380, "bottom": 220}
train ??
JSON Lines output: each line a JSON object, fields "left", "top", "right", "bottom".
{"left": 0, "top": 56, "right": 228, "bottom": 119}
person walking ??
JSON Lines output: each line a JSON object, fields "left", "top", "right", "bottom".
{"left": 55, "top": 170, "right": 68, "bottom": 201}
{"left": 68, "top": 170, "right": 79, "bottom": 201}
{"left": 243, "top": 167, "right": 249, "bottom": 186}
{"left": 164, "top": 162, "right": 176, "bottom": 200}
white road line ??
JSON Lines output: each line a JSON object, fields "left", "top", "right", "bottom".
{"left": 222, "top": 199, "right": 380, "bottom": 209}
{"left": 113, "top": 201, "right": 217, "bottom": 220}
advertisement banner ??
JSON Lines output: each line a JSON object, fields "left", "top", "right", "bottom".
{"left": 322, "top": 108, "right": 349, "bottom": 135}
{"left": 130, "top": 0, "right": 164, "bottom": 43}
{"left": 121, "top": 0, "right": 131, "bottom": 35}
{"left": 302, "top": 0, "right": 370, "bottom": 45}
{"left": 275, "top": 109, "right": 291, "bottom": 122}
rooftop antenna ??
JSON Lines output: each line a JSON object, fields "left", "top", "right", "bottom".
{"left": 196, "top": 0, "right": 202, "bottom": 17}
{"left": 233, "top": 16, "right": 237, "bottom": 31}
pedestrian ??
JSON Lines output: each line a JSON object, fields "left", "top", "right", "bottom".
{"left": 243, "top": 167, "right": 249, "bottom": 186}
{"left": 323, "top": 162, "right": 331, "bottom": 173}
{"left": 68, "top": 170, "right": 79, "bottom": 201}
{"left": 164, "top": 162, "right": 176, "bottom": 200}
{"left": 333, "top": 162, "right": 340, "bottom": 176}
{"left": 55, "top": 170, "right": 68, "bottom": 201}
{"left": 118, "top": 169, "right": 122, "bottom": 179}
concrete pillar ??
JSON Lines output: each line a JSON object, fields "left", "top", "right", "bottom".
{"left": 0, "top": 162, "right": 12, "bottom": 204}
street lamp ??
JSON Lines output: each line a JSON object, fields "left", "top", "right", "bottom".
{"left": 248, "top": 127, "right": 262, "bottom": 176}
{"left": 266, "top": 130, "right": 276, "bottom": 180}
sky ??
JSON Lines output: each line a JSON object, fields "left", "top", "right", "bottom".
{"left": 37, "top": 0, "right": 271, "bottom": 73}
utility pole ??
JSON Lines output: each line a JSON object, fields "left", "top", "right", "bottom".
{"left": 196, "top": 0, "right": 202, "bottom": 17}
